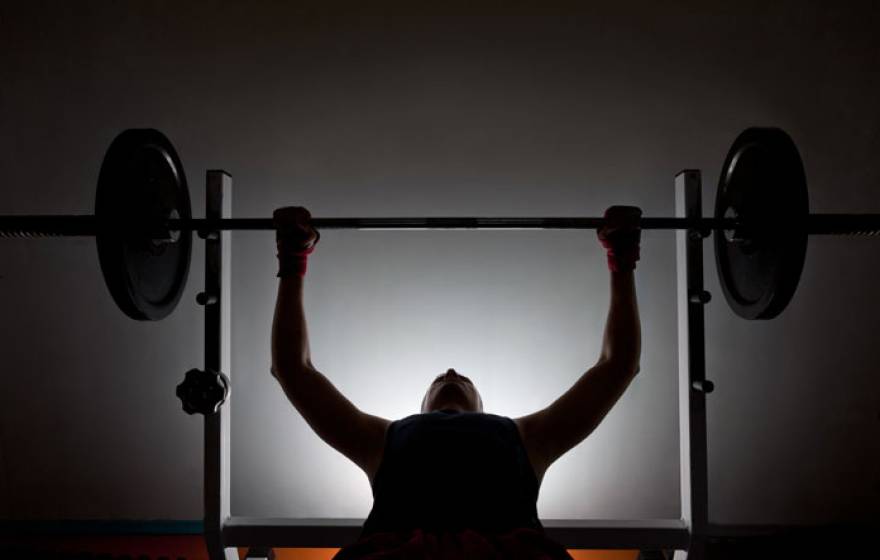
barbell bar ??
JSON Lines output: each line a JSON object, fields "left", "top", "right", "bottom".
{"left": 0, "top": 215, "right": 734, "bottom": 236}
{"left": 0, "top": 126, "right": 877, "bottom": 323}
{"left": 4, "top": 214, "right": 880, "bottom": 237}
{"left": 176, "top": 215, "right": 880, "bottom": 235}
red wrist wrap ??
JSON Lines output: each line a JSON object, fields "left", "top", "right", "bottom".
{"left": 277, "top": 244, "right": 315, "bottom": 278}
{"left": 599, "top": 231, "right": 640, "bottom": 273}
{"left": 277, "top": 227, "right": 320, "bottom": 278}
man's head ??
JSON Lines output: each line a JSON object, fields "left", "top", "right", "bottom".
{"left": 421, "top": 368, "right": 484, "bottom": 413}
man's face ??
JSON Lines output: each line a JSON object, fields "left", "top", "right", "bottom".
{"left": 421, "top": 368, "right": 483, "bottom": 413}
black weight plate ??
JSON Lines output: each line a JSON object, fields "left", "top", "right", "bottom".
{"left": 95, "top": 129, "right": 192, "bottom": 321}
{"left": 714, "top": 128, "right": 808, "bottom": 320}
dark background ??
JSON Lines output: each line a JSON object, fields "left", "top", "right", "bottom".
{"left": 1, "top": 0, "right": 878, "bottom": 527}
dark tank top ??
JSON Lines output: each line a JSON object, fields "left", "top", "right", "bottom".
{"left": 361, "top": 409, "right": 542, "bottom": 537}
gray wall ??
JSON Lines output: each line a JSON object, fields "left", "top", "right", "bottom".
{"left": 1, "top": 0, "right": 878, "bottom": 527}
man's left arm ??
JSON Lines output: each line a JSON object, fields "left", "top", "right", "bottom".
{"left": 519, "top": 270, "right": 641, "bottom": 468}
{"left": 517, "top": 208, "right": 642, "bottom": 469}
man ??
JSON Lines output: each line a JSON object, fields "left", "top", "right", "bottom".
{"left": 271, "top": 206, "right": 642, "bottom": 558}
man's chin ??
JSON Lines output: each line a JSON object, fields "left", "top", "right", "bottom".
{"left": 432, "top": 399, "right": 473, "bottom": 412}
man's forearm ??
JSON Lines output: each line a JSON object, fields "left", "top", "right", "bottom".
{"left": 271, "top": 276, "right": 313, "bottom": 374}
{"left": 600, "top": 270, "right": 641, "bottom": 370}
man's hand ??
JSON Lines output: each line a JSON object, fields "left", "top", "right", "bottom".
{"left": 273, "top": 207, "right": 320, "bottom": 278}
{"left": 273, "top": 206, "right": 319, "bottom": 250}
{"left": 597, "top": 206, "right": 642, "bottom": 272}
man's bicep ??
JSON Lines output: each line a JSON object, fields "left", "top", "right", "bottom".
{"left": 525, "top": 360, "right": 640, "bottom": 467}
{"left": 274, "top": 367, "right": 388, "bottom": 473}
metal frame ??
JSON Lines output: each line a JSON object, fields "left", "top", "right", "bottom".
{"left": 674, "top": 171, "right": 709, "bottom": 560}
{"left": 203, "top": 171, "right": 236, "bottom": 560}
{"left": 200, "top": 170, "right": 710, "bottom": 558}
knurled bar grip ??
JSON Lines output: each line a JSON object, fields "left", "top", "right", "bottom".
{"left": 804, "top": 215, "right": 880, "bottom": 236}
{"left": 0, "top": 216, "right": 99, "bottom": 238}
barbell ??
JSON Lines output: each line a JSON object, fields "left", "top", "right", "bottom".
{"left": 1, "top": 127, "right": 878, "bottom": 322}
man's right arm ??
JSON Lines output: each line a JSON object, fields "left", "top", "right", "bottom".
{"left": 271, "top": 255, "right": 389, "bottom": 481}
{"left": 271, "top": 275, "right": 315, "bottom": 372}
